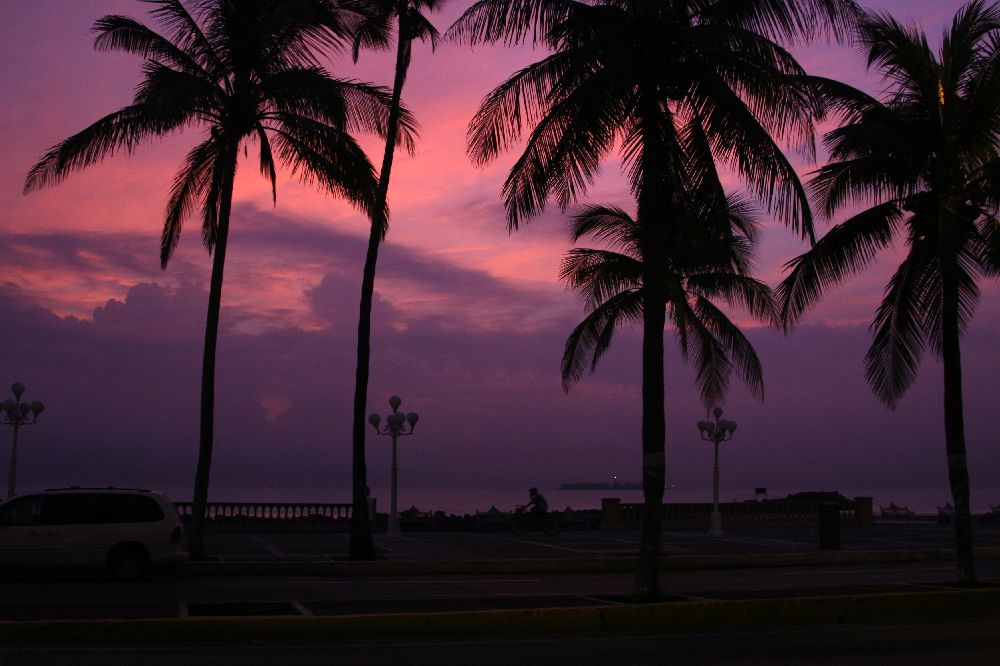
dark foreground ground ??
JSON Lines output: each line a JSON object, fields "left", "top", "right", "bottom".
{"left": 0, "top": 519, "right": 998, "bottom": 664}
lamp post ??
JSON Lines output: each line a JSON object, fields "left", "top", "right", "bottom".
{"left": 2, "top": 382, "right": 45, "bottom": 499}
{"left": 368, "top": 396, "right": 419, "bottom": 540}
{"left": 697, "top": 407, "right": 736, "bottom": 537}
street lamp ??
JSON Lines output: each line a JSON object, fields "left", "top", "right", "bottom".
{"left": 368, "top": 395, "right": 419, "bottom": 539}
{"left": 697, "top": 407, "right": 736, "bottom": 537}
{"left": 2, "top": 382, "right": 45, "bottom": 499}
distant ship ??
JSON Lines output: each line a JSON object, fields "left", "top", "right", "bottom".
{"left": 560, "top": 480, "right": 643, "bottom": 490}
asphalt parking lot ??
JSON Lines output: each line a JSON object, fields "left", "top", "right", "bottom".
{"left": 198, "top": 520, "right": 1000, "bottom": 563}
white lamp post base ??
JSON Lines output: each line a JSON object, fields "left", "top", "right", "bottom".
{"left": 707, "top": 511, "right": 724, "bottom": 537}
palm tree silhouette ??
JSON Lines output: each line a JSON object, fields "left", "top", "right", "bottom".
{"left": 24, "top": 0, "right": 412, "bottom": 560}
{"left": 346, "top": 0, "right": 444, "bottom": 560}
{"left": 779, "top": 1, "right": 1000, "bottom": 584}
{"left": 561, "top": 202, "right": 773, "bottom": 411}
{"left": 450, "top": 0, "right": 859, "bottom": 600}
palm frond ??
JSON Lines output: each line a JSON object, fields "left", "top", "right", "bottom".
{"left": 567, "top": 204, "right": 639, "bottom": 248}
{"left": 256, "top": 126, "right": 278, "bottom": 205}
{"left": 692, "top": 71, "right": 815, "bottom": 241}
{"left": 267, "top": 114, "right": 380, "bottom": 217}
{"left": 779, "top": 202, "right": 902, "bottom": 328}
{"left": 864, "top": 249, "right": 929, "bottom": 409}
{"left": 92, "top": 14, "right": 208, "bottom": 77}
{"left": 162, "top": 137, "right": 221, "bottom": 267}
{"left": 144, "top": 0, "right": 224, "bottom": 76}
{"left": 498, "top": 65, "right": 629, "bottom": 228}
{"left": 350, "top": 6, "right": 392, "bottom": 62}
{"left": 466, "top": 50, "right": 574, "bottom": 168}
{"left": 559, "top": 248, "right": 642, "bottom": 308}
{"left": 677, "top": 297, "right": 732, "bottom": 410}
{"left": 560, "top": 289, "right": 642, "bottom": 392}
{"left": 687, "top": 273, "right": 777, "bottom": 326}
{"left": 693, "top": 295, "right": 766, "bottom": 402}
{"left": 24, "top": 105, "right": 184, "bottom": 193}
{"left": 920, "top": 243, "right": 982, "bottom": 358}
{"left": 695, "top": 0, "right": 861, "bottom": 45}
{"left": 404, "top": 5, "right": 441, "bottom": 49}
{"left": 262, "top": 70, "right": 418, "bottom": 153}
{"left": 446, "top": 0, "right": 575, "bottom": 46}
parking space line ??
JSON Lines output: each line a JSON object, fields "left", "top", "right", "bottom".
{"left": 513, "top": 539, "right": 588, "bottom": 552}
{"left": 290, "top": 601, "right": 313, "bottom": 617}
{"left": 779, "top": 566, "right": 953, "bottom": 576}
{"left": 313, "top": 579, "right": 542, "bottom": 585}
{"left": 577, "top": 595, "right": 625, "bottom": 606}
{"left": 249, "top": 535, "right": 286, "bottom": 557}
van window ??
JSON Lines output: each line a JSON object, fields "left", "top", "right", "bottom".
{"left": 42, "top": 494, "right": 99, "bottom": 525}
{"left": 0, "top": 496, "right": 43, "bottom": 526}
{"left": 33, "top": 493, "right": 164, "bottom": 525}
{"left": 98, "top": 494, "right": 164, "bottom": 523}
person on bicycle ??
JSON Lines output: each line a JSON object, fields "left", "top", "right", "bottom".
{"left": 526, "top": 487, "right": 548, "bottom": 517}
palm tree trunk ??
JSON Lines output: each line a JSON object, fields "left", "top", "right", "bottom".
{"left": 635, "top": 280, "right": 666, "bottom": 601}
{"left": 632, "top": 84, "right": 670, "bottom": 602}
{"left": 349, "top": 15, "right": 412, "bottom": 560}
{"left": 941, "top": 250, "right": 976, "bottom": 584}
{"left": 189, "top": 147, "right": 238, "bottom": 562}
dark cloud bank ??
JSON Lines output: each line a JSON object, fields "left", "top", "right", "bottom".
{"left": 3, "top": 207, "right": 1000, "bottom": 508}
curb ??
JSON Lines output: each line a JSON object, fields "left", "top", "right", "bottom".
{"left": 2, "top": 588, "right": 999, "bottom": 646}
{"left": 180, "top": 547, "right": 1000, "bottom": 576}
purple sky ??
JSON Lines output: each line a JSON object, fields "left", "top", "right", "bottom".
{"left": 1, "top": 1, "right": 998, "bottom": 510}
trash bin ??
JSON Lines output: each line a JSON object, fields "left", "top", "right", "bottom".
{"left": 818, "top": 503, "right": 841, "bottom": 550}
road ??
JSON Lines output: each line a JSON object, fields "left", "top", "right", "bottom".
{"left": 1, "top": 559, "right": 997, "bottom": 620}
{"left": 2, "top": 619, "right": 1000, "bottom": 664}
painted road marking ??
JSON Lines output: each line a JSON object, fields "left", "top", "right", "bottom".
{"left": 290, "top": 600, "right": 313, "bottom": 616}
{"left": 249, "top": 535, "right": 286, "bottom": 557}
{"left": 779, "top": 566, "right": 953, "bottom": 576}
{"left": 312, "top": 579, "right": 543, "bottom": 585}
{"left": 577, "top": 595, "right": 625, "bottom": 606}
{"left": 513, "top": 539, "right": 589, "bottom": 552}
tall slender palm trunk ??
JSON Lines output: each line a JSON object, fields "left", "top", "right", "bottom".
{"left": 632, "top": 83, "right": 670, "bottom": 601}
{"left": 349, "top": 16, "right": 412, "bottom": 560}
{"left": 189, "top": 146, "right": 238, "bottom": 562}
{"left": 941, "top": 248, "right": 976, "bottom": 583}
{"left": 635, "top": 280, "right": 666, "bottom": 600}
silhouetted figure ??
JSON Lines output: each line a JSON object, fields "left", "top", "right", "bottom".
{"left": 527, "top": 487, "right": 548, "bottom": 517}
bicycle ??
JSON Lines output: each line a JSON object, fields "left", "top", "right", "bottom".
{"left": 511, "top": 506, "right": 560, "bottom": 536}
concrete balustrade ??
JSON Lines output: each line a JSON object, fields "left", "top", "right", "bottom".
{"left": 173, "top": 501, "right": 357, "bottom": 528}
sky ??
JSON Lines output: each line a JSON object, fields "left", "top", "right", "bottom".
{"left": 1, "top": 0, "right": 999, "bottom": 511}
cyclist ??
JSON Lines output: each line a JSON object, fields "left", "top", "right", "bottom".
{"left": 526, "top": 487, "right": 548, "bottom": 518}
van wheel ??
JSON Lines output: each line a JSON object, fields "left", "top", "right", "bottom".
{"left": 107, "top": 545, "right": 150, "bottom": 580}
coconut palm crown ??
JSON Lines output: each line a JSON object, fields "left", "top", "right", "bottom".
{"left": 561, "top": 200, "right": 774, "bottom": 409}
{"left": 24, "top": 0, "right": 417, "bottom": 560}
{"left": 779, "top": 0, "right": 1000, "bottom": 583}
{"left": 450, "top": 0, "right": 862, "bottom": 238}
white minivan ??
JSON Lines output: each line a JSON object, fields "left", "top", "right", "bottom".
{"left": 0, "top": 487, "right": 186, "bottom": 578}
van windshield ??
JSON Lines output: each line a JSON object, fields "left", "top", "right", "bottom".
{"left": 39, "top": 493, "right": 164, "bottom": 525}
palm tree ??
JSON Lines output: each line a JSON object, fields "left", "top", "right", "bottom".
{"left": 561, "top": 201, "right": 773, "bottom": 411}
{"left": 449, "top": 0, "right": 859, "bottom": 600}
{"left": 778, "top": 0, "right": 1000, "bottom": 585}
{"left": 23, "top": 0, "right": 413, "bottom": 560}
{"left": 344, "top": 0, "right": 444, "bottom": 560}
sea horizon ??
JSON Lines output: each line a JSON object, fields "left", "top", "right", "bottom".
{"left": 130, "top": 484, "right": 1000, "bottom": 517}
